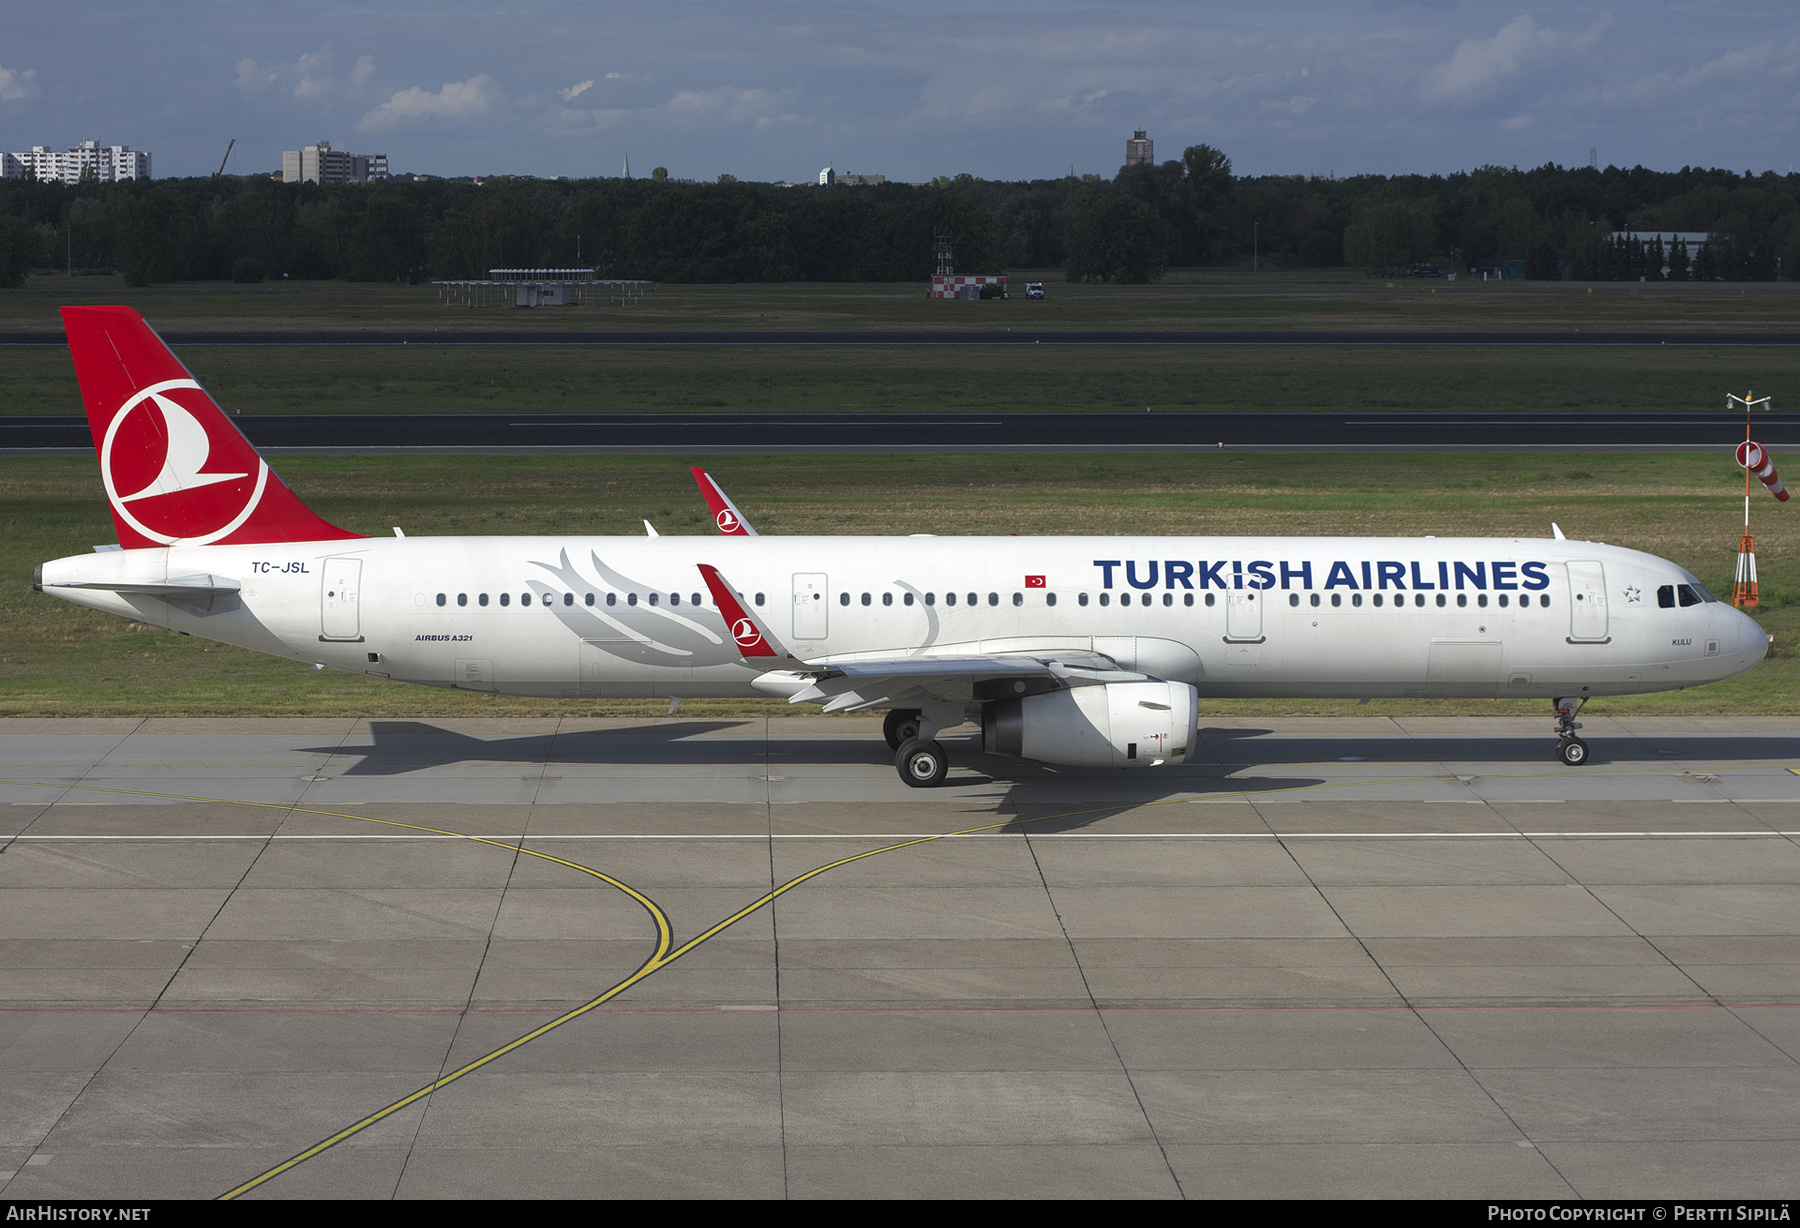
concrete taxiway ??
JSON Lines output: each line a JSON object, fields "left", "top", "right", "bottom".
{"left": 0, "top": 714, "right": 1796, "bottom": 1200}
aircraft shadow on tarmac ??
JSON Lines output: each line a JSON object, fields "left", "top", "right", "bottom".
{"left": 301, "top": 721, "right": 1800, "bottom": 781}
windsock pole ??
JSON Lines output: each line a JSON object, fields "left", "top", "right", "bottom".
{"left": 1729, "top": 391, "right": 1777, "bottom": 608}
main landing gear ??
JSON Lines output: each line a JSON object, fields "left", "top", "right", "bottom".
{"left": 886, "top": 706, "right": 955, "bottom": 788}
{"left": 1553, "top": 697, "right": 1590, "bottom": 766}
{"left": 883, "top": 708, "right": 923, "bottom": 750}
{"left": 895, "top": 737, "right": 949, "bottom": 787}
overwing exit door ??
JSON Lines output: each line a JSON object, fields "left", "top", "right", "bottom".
{"left": 1225, "top": 588, "right": 1263, "bottom": 641}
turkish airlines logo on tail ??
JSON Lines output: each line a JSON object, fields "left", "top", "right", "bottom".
{"left": 100, "top": 380, "right": 270, "bottom": 545}
{"left": 731, "top": 617, "right": 764, "bottom": 648}
{"left": 716, "top": 509, "right": 740, "bottom": 532}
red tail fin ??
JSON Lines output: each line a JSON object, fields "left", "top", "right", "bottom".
{"left": 690, "top": 466, "right": 759, "bottom": 536}
{"left": 61, "top": 307, "right": 362, "bottom": 548}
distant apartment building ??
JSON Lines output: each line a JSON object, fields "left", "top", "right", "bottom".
{"left": 3, "top": 140, "right": 151, "bottom": 183}
{"left": 1125, "top": 129, "right": 1153, "bottom": 167}
{"left": 817, "top": 167, "right": 884, "bottom": 186}
{"left": 282, "top": 140, "right": 389, "bottom": 184}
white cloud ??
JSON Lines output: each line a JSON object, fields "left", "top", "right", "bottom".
{"left": 234, "top": 44, "right": 376, "bottom": 102}
{"left": 359, "top": 75, "right": 503, "bottom": 132}
{"left": 0, "top": 65, "right": 37, "bottom": 104}
{"left": 560, "top": 79, "right": 595, "bottom": 101}
{"left": 1419, "top": 15, "right": 1612, "bottom": 107}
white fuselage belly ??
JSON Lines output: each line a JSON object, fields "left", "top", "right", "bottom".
{"left": 40, "top": 534, "right": 1764, "bottom": 701}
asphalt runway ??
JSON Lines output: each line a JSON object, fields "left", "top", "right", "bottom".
{"left": 2, "top": 329, "right": 1798, "bottom": 349}
{"left": 1, "top": 715, "right": 1796, "bottom": 1199}
{"left": 8, "top": 410, "right": 1800, "bottom": 457}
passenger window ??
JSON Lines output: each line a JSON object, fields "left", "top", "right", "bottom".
{"left": 903, "top": 592, "right": 914, "bottom": 606}
{"left": 1414, "top": 594, "right": 1425, "bottom": 607}
{"left": 607, "top": 592, "right": 618, "bottom": 606}
{"left": 521, "top": 593, "right": 531, "bottom": 607}
{"left": 1184, "top": 593, "right": 1193, "bottom": 607}
{"left": 1163, "top": 593, "right": 1173, "bottom": 607}
{"left": 563, "top": 593, "right": 573, "bottom": 607}
{"left": 585, "top": 593, "right": 594, "bottom": 606}
{"left": 1288, "top": 593, "right": 1299, "bottom": 607}
{"left": 968, "top": 593, "right": 978, "bottom": 606}
{"left": 987, "top": 593, "right": 998, "bottom": 606}
{"left": 861, "top": 593, "right": 870, "bottom": 606}
{"left": 671, "top": 593, "right": 682, "bottom": 606}
{"left": 500, "top": 592, "right": 511, "bottom": 607}
{"left": 1205, "top": 593, "right": 1215, "bottom": 607}
{"left": 1048, "top": 593, "right": 1058, "bottom": 607}
{"left": 1352, "top": 593, "right": 1362, "bottom": 607}
{"left": 1658, "top": 585, "right": 1675, "bottom": 608}
{"left": 883, "top": 593, "right": 893, "bottom": 607}
{"left": 839, "top": 592, "right": 850, "bottom": 606}
{"left": 1100, "top": 593, "right": 1110, "bottom": 607}
{"left": 946, "top": 592, "right": 956, "bottom": 606}
{"left": 649, "top": 593, "right": 659, "bottom": 606}
{"left": 1477, "top": 593, "right": 1488, "bottom": 608}
{"left": 627, "top": 593, "right": 637, "bottom": 607}
{"left": 692, "top": 593, "right": 701, "bottom": 607}
{"left": 925, "top": 592, "right": 935, "bottom": 606}
{"left": 1435, "top": 594, "right": 1446, "bottom": 607}
{"left": 1373, "top": 594, "right": 1383, "bottom": 608}
{"left": 1456, "top": 593, "right": 1466, "bottom": 608}
{"left": 1013, "top": 592, "right": 1023, "bottom": 606}
{"left": 436, "top": 593, "right": 446, "bottom": 607}
{"left": 479, "top": 593, "right": 489, "bottom": 607}
{"left": 1498, "top": 594, "right": 1509, "bottom": 608}
{"left": 1078, "top": 593, "right": 1089, "bottom": 607}
{"left": 1330, "top": 593, "right": 1341, "bottom": 607}
{"left": 755, "top": 593, "right": 765, "bottom": 606}
{"left": 458, "top": 593, "right": 467, "bottom": 607}
{"left": 1310, "top": 593, "right": 1320, "bottom": 607}
{"left": 1119, "top": 593, "right": 1130, "bottom": 607}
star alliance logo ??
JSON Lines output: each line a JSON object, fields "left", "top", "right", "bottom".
{"left": 1624, "top": 586, "right": 1642, "bottom": 603}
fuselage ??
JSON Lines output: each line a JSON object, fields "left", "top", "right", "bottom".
{"left": 38, "top": 533, "right": 1766, "bottom": 701}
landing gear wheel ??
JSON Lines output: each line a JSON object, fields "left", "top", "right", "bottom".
{"left": 883, "top": 708, "right": 923, "bottom": 750}
{"left": 1557, "top": 737, "right": 1590, "bottom": 767}
{"left": 895, "top": 738, "right": 949, "bottom": 788}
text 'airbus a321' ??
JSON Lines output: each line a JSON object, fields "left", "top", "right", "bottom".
{"left": 35, "top": 307, "right": 1767, "bottom": 783}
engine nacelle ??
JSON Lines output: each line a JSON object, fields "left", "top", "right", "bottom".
{"left": 983, "top": 681, "right": 1197, "bottom": 768}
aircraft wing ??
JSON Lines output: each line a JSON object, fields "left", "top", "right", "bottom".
{"left": 783, "top": 650, "right": 1150, "bottom": 712}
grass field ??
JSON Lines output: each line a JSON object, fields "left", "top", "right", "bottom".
{"left": 3, "top": 270, "right": 1797, "bottom": 336}
{"left": 5, "top": 342, "right": 1799, "bottom": 418}
{"left": 2, "top": 452, "right": 1792, "bottom": 718}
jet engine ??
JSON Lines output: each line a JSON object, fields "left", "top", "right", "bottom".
{"left": 982, "top": 680, "right": 1197, "bottom": 768}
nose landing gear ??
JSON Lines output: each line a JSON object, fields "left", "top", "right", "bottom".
{"left": 1553, "top": 697, "right": 1589, "bottom": 766}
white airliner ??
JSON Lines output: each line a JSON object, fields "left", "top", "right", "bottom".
{"left": 35, "top": 307, "right": 1767, "bottom": 784}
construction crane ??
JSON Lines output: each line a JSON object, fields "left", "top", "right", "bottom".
{"left": 215, "top": 139, "right": 235, "bottom": 177}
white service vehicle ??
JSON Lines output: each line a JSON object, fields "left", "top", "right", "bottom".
{"left": 36, "top": 307, "right": 1767, "bottom": 784}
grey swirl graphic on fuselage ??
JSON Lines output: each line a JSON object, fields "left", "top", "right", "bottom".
{"left": 893, "top": 581, "right": 940, "bottom": 655}
{"left": 529, "top": 548, "right": 727, "bottom": 669}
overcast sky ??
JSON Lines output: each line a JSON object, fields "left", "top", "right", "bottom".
{"left": 4, "top": 2, "right": 1797, "bottom": 182}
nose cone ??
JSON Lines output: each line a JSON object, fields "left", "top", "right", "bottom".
{"left": 1726, "top": 605, "right": 1769, "bottom": 672}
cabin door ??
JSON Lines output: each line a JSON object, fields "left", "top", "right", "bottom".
{"left": 1566, "top": 561, "right": 1609, "bottom": 642}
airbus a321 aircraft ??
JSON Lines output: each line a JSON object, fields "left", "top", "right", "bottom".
{"left": 35, "top": 307, "right": 1767, "bottom": 784}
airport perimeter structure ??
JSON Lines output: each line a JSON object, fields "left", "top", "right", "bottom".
{"left": 1, "top": 715, "right": 1796, "bottom": 1199}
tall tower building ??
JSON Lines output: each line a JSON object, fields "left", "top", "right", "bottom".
{"left": 1125, "top": 129, "right": 1153, "bottom": 167}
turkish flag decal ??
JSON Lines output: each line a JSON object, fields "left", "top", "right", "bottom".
{"left": 1024, "top": 575, "right": 1047, "bottom": 588}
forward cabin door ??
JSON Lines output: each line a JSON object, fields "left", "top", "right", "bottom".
{"left": 1566, "top": 560, "right": 1610, "bottom": 642}
{"left": 320, "top": 557, "right": 363, "bottom": 641}
{"left": 793, "top": 573, "right": 829, "bottom": 640}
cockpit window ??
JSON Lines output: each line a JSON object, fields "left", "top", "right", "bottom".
{"left": 1658, "top": 585, "right": 1675, "bottom": 609}
{"left": 1677, "top": 584, "right": 1702, "bottom": 607}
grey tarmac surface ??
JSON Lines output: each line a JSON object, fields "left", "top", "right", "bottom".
{"left": 0, "top": 714, "right": 1796, "bottom": 1200}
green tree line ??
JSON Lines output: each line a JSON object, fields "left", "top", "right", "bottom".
{"left": 1, "top": 152, "right": 1797, "bottom": 288}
